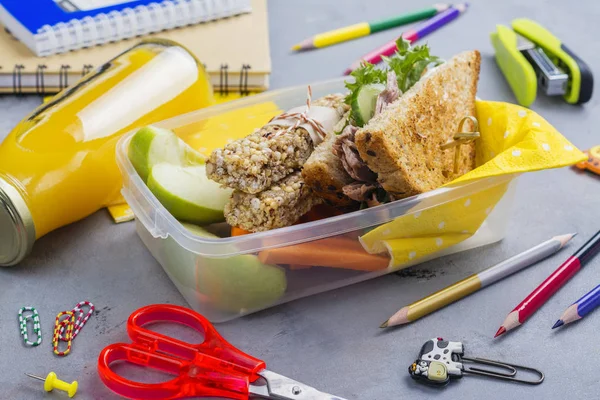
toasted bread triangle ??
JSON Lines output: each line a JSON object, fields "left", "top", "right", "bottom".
{"left": 355, "top": 50, "right": 481, "bottom": 199}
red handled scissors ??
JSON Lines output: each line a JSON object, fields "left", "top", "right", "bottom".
{"left": 98, "top": 304, "right": 346, "bottom": 400}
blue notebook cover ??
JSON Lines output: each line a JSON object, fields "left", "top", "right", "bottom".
{"left": 0, "top": 0, "right": 252, "bottom": 56}
{"left": 2, "top": 1, "right": 159, "bottom": 32}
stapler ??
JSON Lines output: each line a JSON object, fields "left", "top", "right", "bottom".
{"left": 491, "top": 18, "right": 593, "bottom": 107}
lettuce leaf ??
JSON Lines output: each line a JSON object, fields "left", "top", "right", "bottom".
{"left": 385, "top": 37, "right": 442, "bottom": 92}
{"left": 344, "top": 62, "right": 386, "bottom": 104}
{"left": 344, "top": 37, "right": 443, "bottom": 125}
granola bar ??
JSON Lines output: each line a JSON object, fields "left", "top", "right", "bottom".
{"left": 224, "top": 171, "right": 323, "bottom": 232}
{"left": 206, "top": 94, "right": 348, "bottom": 194}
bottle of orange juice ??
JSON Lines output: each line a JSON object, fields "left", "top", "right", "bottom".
{"left": 0, "top": 39, "right": 214, "bottom": 266}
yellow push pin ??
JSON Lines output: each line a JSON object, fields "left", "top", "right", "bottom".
{"left": 26, "top": 372, "right": 78, "bottom": 398}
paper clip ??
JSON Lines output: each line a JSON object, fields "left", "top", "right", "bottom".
{"left": 409, "top": 338, "right": 544, "bottom": 387}
{"left": 18, "top": 307, "right": 42, "bottom": 347}
{"left": 53, "top": 311, "right": 75, "bottom": 357}
{"left": 441, "top": 116, "right": 481, "bottom": 174}
{"left": 461, "top": 357, "right": 545, "bottom": 384}
{"left": 59, "top": 301, "right": 95, "bottom": 341}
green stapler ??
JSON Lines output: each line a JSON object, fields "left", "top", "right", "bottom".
{"left": 491, "top": 18, "right": 593, "bottom": 107}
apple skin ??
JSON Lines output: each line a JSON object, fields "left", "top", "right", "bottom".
{"left": 147, "top": 163, "right": 231, "bottom": 225}
{"left": 129, "top": 125, "right": 206, "bottom": 183}
{"left": 128, "top": 126, "right": 184, "bottom": 182}
{"left": 161, "top": 223, "right": 287, "bottom": 314}
{"left": 196, "top": 254, "right": 287, "bottom": 313}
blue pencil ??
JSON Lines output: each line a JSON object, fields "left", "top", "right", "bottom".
{"left": 552, "top": 284, "right": 600, "bottom": 328}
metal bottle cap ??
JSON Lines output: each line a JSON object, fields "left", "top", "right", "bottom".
{"left": 0, "top": 176, "right": 35, "bottom": 266}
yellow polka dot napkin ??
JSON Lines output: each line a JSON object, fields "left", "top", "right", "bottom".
{"left": 360, "top": 100, "right": 587, "bottom": 269}
{"left": 452, "top": 101, "right": 585, "bottom": 184}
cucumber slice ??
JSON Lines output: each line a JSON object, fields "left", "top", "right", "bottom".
{"left": 351, "top": 83, "right": 385, "bottom": 126}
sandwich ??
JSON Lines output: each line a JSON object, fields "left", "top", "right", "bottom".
{"left": 303, "top": 38, "right": 481, "bottom": 207}
{"left": 209, "top": 38, "right": 480, "bottom": 232}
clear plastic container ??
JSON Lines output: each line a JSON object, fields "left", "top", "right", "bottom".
{"left": 116, "top": 78, "right": 519, "bottom": 322}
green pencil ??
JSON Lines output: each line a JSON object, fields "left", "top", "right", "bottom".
{"left": 292, "top": 4, "right": 449, "bottom": 51}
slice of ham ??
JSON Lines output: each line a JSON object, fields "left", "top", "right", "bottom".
{"left": 332, "top": 72, "right": 401, "bottom": 204}
{"left": 374, "top": 70, "right": 401, "bottom": 116}
{"left": 333, "top": 125, "right": 377, "bottom": 183}
{"left": 342, "top": 181, "right": 379, "bottom": 203}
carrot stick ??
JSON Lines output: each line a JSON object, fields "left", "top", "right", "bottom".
{"left": 231, "top": 226, "right": 252, "bottom": 236}
{"left": 258, "top": 237, "right": 389, "bottom": 272}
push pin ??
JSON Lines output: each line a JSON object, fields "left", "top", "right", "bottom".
{"left": 26, "top": 372, "right": 78, "bottom": 398}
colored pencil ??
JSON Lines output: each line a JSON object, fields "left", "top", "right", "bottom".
{"left": 380, "top": 233, "right": 575, "bottom": 328}
{"left": 495, "top": 230, "right": 600, "bottom": 338}
{"left": 292, "top": 4, "right": 449, "bottom": 52}
{"left": 552, "top": 283, "right": 600, "bottom": 328}
{"left": 343, "top": 3, "right": 468, "bottom": 75}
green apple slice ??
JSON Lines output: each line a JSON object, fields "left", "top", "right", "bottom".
{"left": 196, "top": 253, "right": 287, "bottom": 313}
{"left": 183, "top": 145, "right": 206, "bottom": 166}
{"left": 160, "top": 223, "right": 217, "bottom": 291}
{"left": 147, "top": 163, "right": 232, "bottom": 225}
{"left": 181, "top": 223, "right": 287, "bottom": 313}
{"left": 128, "top": 126, "right": 205, "bottom": 182}
{"left": 161, "top": 222, "right": 287, "bottom": 313}
{"left": 129, "top": 126, "right": 183, "bottom": 182}
{"left": 181, "top": 222, "right": 219, "bottom": 238}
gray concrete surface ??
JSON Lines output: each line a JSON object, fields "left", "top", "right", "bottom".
{"left": 1, "top": 0, "right": 600, "bottom": 399}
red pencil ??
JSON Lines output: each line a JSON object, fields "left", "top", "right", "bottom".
{"left": 495, "top": 230, "right": 600, "bottom": 338}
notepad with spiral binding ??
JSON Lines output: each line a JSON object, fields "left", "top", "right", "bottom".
{"left": 0, "top": 0, "right": 270, "bottom": 95}
{"left": 0, "top": 0, "right": 252, "bottom": 57}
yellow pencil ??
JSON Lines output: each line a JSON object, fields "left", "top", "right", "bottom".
{"left": 292, "top": 4, "right": 449, "bottom": 51}
{"left": 380, "top": 234, "right": 575, "bottom": 328}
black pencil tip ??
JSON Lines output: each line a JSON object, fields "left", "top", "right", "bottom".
{"left": 552, "top": 320, "right": 564, "bottom": 329}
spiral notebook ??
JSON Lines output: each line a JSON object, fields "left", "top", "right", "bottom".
{"left": 0, "top": 0, "right": 252, "bottom": 57}
{"left": 0, "top": 0, "right": 270, "bottom": 95}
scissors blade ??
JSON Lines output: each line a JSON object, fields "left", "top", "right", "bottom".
{"left": 249, "top": 370, "right": 347, "bottom": 400}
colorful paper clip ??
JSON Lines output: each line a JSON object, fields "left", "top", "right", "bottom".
{"left": 52, "top": 311, "right": 75, "bottom": 357}
{"left": 18, "top": 307, "right": 42, "bottom": 347}
{"left": 59, "top": 301, "right": 95, "bottom": 341}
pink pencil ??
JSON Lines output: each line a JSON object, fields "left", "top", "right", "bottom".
{"left": 343, "top": 3, "right": 468, "bottom": 75}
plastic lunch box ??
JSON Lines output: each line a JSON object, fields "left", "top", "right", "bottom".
{"left": 116, "top": 78, "right": 518, "bottom": 322}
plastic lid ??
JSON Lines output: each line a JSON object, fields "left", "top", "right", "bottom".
{"left": 0, "top": 177, "right": 35, "bottom": 266}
